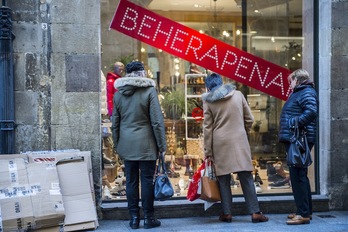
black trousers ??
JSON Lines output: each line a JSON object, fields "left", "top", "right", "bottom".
{"left": 124, "top": 160, "right": 157, "bottom": 217}
{"left": 285, "top": 143, "right": 314, "bottom": 218}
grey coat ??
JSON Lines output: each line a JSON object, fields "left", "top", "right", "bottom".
{"left": 111, "top": 76, "right": 167, "bottom": 161}
{"left": 202, "top": 84, "right": 254, "bottom": 176}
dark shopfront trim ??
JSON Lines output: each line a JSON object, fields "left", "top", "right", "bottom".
{"left": 101, "top": 195, "right": 329, "bottom": 220}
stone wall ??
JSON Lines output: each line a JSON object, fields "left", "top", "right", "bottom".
{"left": 8, "top": 0, "right": 103, "bottom": 209}
{"left": 324, "top": 0, "right": 348, "bottom": 210}
{"left": 318, "top": 0, "right": 348, "bottom": 210}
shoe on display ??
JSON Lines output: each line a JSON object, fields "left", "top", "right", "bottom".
{"left": 103, "top": 187, "right": 111, "bottom": 199}
{"left": 251, "top": 212, "right": 269, "bottom": 223}
{"left": 219, "top": 214, "right": 232, "bottom": 223}
{"left": 254, "top": 182, "right": 263, "bottom": 193}
{"left": 102, "top": 126, "right": 112, "bottom": 137}
{"left": 267, "top": 174, "right": 285, "bottom": 182}
{"left": 288, "top": 213, "right": 312, "bottom": 220}
{"left": 103, "top": 155, "right": 116, "bottom": 165}
{"left": 254, "top": 171, "right": 263, "bottom": 185}
{"left": 274, "top": 161, "right": 289, "bottom": 178}
{"left": 269, "top": 179, "right": 288, "bottom": 187}
{"left": 286, "top": 215, "right": 310, "bottom": 225}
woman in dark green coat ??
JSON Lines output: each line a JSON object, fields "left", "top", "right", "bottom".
{"left": 112, "top": 61, "right": 166, "bottom": 229}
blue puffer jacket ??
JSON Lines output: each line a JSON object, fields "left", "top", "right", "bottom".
{"left": 278, "top": 82, "right": 318, "bottom": 144}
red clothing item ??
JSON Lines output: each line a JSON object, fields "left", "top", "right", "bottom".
{"left": 106, "top": 72, "right": 121, "bottom": 116}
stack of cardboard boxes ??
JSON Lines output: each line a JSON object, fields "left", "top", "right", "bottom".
{"left": 0, "top": 151, "right": 98, "bottom": 232}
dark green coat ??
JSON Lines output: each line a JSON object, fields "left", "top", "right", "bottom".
{"left": 111, "top": 76, "right": 166, "bottom": 161}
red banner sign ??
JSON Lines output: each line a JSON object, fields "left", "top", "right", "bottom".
{"left": 110, "top": 0, "right": 292, "bottom": 100}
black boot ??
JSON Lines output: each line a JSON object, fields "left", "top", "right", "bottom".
{"left": 144, "top": 216, "right": 161, "bottom": 229}
{"left": 129, "top": 213, "right": 140, "bottom": 229}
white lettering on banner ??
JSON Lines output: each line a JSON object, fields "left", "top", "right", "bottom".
{"left": 220, "top": 50, "right": 238, "bottom": 69}
{"left": 250, "top": 63, "right": 270, "bottom": 87}
{"left": 266, "top": 73, "right": 285, "bottom": 95}
{"left": 185, "top": 35, "right": 203, "bottom": 60}
{"left": 138, "top": 15, "right": 156, "bottom": 39}
{"left": 235, "top": 56, "right": 253, "bottom": 80}
{"left": 171, "top": 29, "right": 188, "bottom": 53}
{"left": 199, "top": 45, "right": 220, "bottom": 68}
{"left": 120, "top": 7, "right": 138, "bottom": 30}
{"left": 153, "top": 22, "right": 173, "bottom": 46}
{"left": 110, "top": 0, "right": 293, "bottom": 100}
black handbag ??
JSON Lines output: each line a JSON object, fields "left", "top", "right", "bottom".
{"left": 154, "top": 152, "right": 174, "bottom": 200}
{"left": 286, "top": 118, "right": 313, "bottom": 168}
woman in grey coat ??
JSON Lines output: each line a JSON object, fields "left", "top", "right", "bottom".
{"left": 112, "top": 61, "right": 166, "bottom": 229}
{"left": 202, "top": 73, "right": 268, "bottom": 223}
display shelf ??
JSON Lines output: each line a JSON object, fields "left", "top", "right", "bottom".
{"left": 184, "top": 74, "right": 207, "bottom": 141}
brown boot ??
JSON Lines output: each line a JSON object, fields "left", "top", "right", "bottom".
{"left": 251, "top": 212, "right": 269, "bottom": 223}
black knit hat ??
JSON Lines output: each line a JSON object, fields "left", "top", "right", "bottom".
{"left": 125, "top": 61, "right": 144, "bottom": 74}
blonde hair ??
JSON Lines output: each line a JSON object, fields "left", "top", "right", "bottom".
{"left": 289, "top": 69, "right": 310, "bottom": 85}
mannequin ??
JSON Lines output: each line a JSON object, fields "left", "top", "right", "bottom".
{"left": 106, "top": 61, "right": 124, "bottom": 117}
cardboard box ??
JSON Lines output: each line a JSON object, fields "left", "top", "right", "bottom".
{"left": 56, "top": 157, "right": 98, "bottom": 231}
{"left": 27, "top": 151, "right": 95, "bottom": 202}
{"left": 1, "top": 197, "right": 35, "bottom": 232}
{"left": 27, "top": 162, "right": 65, "bottom": 229}
{"left": 0, "top": 155, "right": 35, "bottom": 232}
{"left": 0, "top": 151, "right": 97, "bottom": 231}
{"left": 0, "top": 155, "right": 29, "bottom": 190}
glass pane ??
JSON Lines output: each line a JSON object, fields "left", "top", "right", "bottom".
{"left": 101, "top": 0, "right": 315, "bottom": 201}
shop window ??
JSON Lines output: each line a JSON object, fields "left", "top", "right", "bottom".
{"left": 101, "top": 0, "right": 315, "bottom": 201}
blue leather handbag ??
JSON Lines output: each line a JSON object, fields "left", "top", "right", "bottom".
{"left": 154, "top": 152, "right": 174, "bottom": 200}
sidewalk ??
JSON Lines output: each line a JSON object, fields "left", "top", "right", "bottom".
{"left": 92, "top": 211, "right": 348, "bottom": 232}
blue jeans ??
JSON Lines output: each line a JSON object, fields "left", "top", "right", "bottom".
{"left": 124, "top": 160, "right": 157, "bottom": 217}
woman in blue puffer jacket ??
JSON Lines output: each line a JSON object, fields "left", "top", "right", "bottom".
{"left": 278, "top": 69, "right": 318, "bottom": 225}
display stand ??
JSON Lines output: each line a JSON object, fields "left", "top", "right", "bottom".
{"left": 184, "top": 74, "right": 207, "bottom": 174}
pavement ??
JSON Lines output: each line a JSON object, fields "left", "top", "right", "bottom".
{"left": 91, "top": 211, "right": 348, "bottom": 232}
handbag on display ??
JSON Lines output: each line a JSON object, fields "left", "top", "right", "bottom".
{"left": 199, "top": 159, "right": 221, "bottom": 202}
{"left": 186, "top": 160, "right": 206, "bottom": 201}
{"left": 154, "top": 152, "right": 174, "bottom": 200}
{"left": 286, "top": 117, "right": 313, "bottom": 168}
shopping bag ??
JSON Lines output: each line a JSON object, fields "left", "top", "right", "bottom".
{"left": 186, "top": 161, "right": 206, "bottom": 201}
{"left": 154, "top": 152, "right": 174, "bottom": 200}
{"left": 199, "top": 160, "right": 221, "bottom": 202}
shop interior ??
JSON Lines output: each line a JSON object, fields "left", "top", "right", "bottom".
{"left": 100, "top": 0, "right": 315, "bottom": 201}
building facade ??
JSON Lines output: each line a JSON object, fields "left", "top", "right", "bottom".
{"left": 1, "top": 0, "right": 347, "bottom": 218}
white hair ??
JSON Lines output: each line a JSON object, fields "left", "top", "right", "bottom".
{"left": 125, "top": 70, "right": 147, "bottom": 78}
